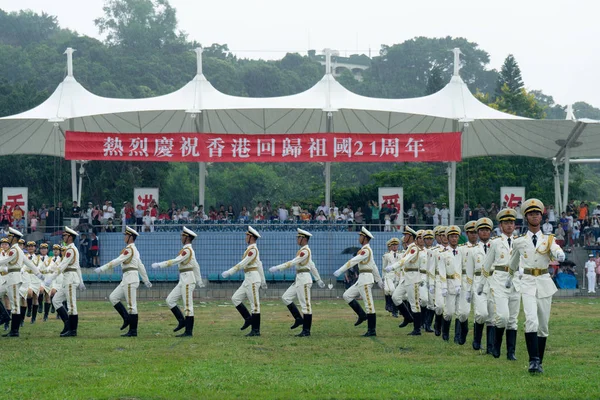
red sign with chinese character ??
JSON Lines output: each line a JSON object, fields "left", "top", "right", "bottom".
{"left": 65, "top": 131, "right": 461, "bottom": 162}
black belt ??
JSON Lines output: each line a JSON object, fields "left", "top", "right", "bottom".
{"left": 179, "top": 267, "right": 194, "bottom": 273}
{"left": 296, "top": 268, "right": 310, "bottom": 273}
{"left": 64, "top": 268, "right": 78, "bottom": 273}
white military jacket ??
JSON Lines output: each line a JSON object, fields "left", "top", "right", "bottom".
{"left": 334, "top": 244, "right": 382, "bottom": 286}
{"left": 457, "top": 242, "right": 475, "bottom": 290}
{"left": 156, "top": 243, "right": 203, "bottom": 286}
{"left": 388, "top": 242, "right": 422, "bottom": 285}
{"left": 0, "top": 244, "right": 26, "bottom": 285}
{"left": 482, "top": 233, "right": 516, "bottom": 288}
{"left": 464, "top": 241, "right": 490, "bottom": 294}
{"left": 438, "top": 246, "right": 461, "bottom": 294}
{"left": 509, "top": 231, "right": 564, "bottom": 299}
{"left": 49, "top": 243, "right": 82, "bottom": 285}
{"left": 382, "top": 251, "right": 400, "bottom": 281}
{"left": 99, "top": 243, "right": 150, "bottom": 285}
{"left": 271, "top": 245, "right": 322, "bottom": 285}
{"left": 224, "top": 243, "right": 265, "bottom": 285}
{"left": 427, "top": 244, "right": 445, "bottom": 289}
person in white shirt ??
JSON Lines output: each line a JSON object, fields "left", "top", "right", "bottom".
{"left": 316, "top": 201, "right": 329, "bottom": 216}
{"left": 440, "top": 203, "right": 450, "bottom": 226}
{"left": 142, "top": 210, "right": 153, "bottom": 232}
{"left": 593, "top": 205, "right": 600, "bottom": 217}
{"left": 547, "top": 205, "right": 556, "bottom": 226}
{"left": 291, "top": 202, "right": 301, "bottom": 220}
{"left": 278, "top": 204, "right": 289, "bottom": 222}
{"left": 330, "top": 202, "right": 340, "bottom": 219}
{"left": 433, "top": 202, "right": 441, "bottom": 225}
{"left": 585, "top": 254, "right": 597, "bottom": 294}
{"left": 542, "top": 218, "right": 554, "bottom": 235}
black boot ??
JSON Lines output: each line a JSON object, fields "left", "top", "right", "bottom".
{"left": 493, "top": 327, "right": 505, "bottom": 358}
{"left": 2, "top": 313, "right": 20, "bottom": 337}
{"left": 20, "top": 306, "right": 26, "bottom": 326}
{"left": 296, "top": 314, "right": 312, "bottom": 337}
{"left": 4, "top": 315, "right": 10, "bottom": 331}
{"left": 43, "top": 303, "right": 51, "bottom": 322}
{"left": 398, "top": 302, "right": 414, "bottom": 328}
{"left": 287, "top": 303, "right": 304, "bottom": 330}
{"left": 176, "top": 316, "right": 194, "bottom": 337}
{"left": 61, "top": 315, "right": 78, "bottom": 337}
{"left": 38, "top": 294, "right": 44, "bottom": 313}
{"left": 424, "top": 309, "right": 434, "bottom": 333}
{"left": 408, "top": 312, "right": 422, "bottom": 336}
{"left": 62, "top": 301, "right": 68, "bottom": 312}
{"left": 459, "top": 320, "right": 469, "bottom": 345}
{"left": 434, "top": 313, "right": 443, "bottom": 336}
{"left": 525, "top": 332, "right": 542, "bottom": 373}
{"left": 31, "top": 303, "right": 38, "bottom": 324}
{"left": 442, "top": 319, "right": 451, "bottom": 341}
{"left": 384, "top": 295, "right": 392, "bottom": 313}
{"left": 538, "top": 336, "right": 547, "bottom": 373}
{"left": 56, "top": 307, "right": 70, "bottom": 335}
{"left": 50, "top": 299, "right": 55, "bottom": 314}
{"left": 486, "top": 326, "right": 495, "bottom": 355}
{"left": 170, "top": 306, "right": 186, "bottom": 332}
{"left": 472, "top": 322, "right": 484, "bottom": 350}
{"left": 363, "top": 313, "right": 376, "bottom": 337}
{"left": 122, "top": 314, "right": 138, "bottom": 337}
{"left": 506, "top": 329, "right": 517, "bottom": 360}
{"left": 114, "top": 302, "right": 130, "bottom": 330}
{"left": 26, "top": 298, "right": 32, "bottom": 317}
{"left": 454, "top": 318, "right": 461, "bottom": 344}
{"left": 0, "top": 302, "right": 10, "bottom": 326}
{"left": 348, "top": 300, "right": 367, "bottom": 326}
{"left": 246, "top": 314, "right": 261, "bottom": 337}
{"left": 235, "top": 304, "right": 252, "bottom": 331}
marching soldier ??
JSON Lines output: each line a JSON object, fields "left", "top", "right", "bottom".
{"left": 438, "top": 225, "right": 462, "bottom": 342}
{"left": 0, "top": 238, "right": 12, "bottom": 329}
{"left": 152, "top": 227, "right": 204, "bottom": 337}
{"left": 421, "top": 230, "right": 435, "bottom": 332}
{"left": 465, "top": 218, "right": 494, "bottom": 351}
{"left": 36, "top": 243, "right": 53, "bottom": 322}
{"left": 509, "top": 198, "right": 564, "bottom": 374}
{"left": 221, "top": 226, "right": 266, "bottom": 337}
{"left": 269, "top": 228, "right": 325, "bottom": 337}
{"left": 334, "top": 227, "right": 383, "bottom": 336}
{"left": 478, "top": 208, "right": 520, "bottom": 360}
{"left": 96, "top": 226, "right": 152, "bottom": 337}
{"left": 24, "top": 241, "right": 42, "bottom": 323}
{"left": 45, "top": 227, "right": 86, "bottom": 337}
{"left": 49, "top": 245, "right": 64, "bottom": 318}
{"left": 455, "top": 221, "right": 478, "bottom": 345}
{"left": 429, "top": 226, "right": 448, "bottom": 336}
{"left": 392, "top": 227, "right": 418, "bottom": 328}
{"left": 381, "top": 237, "right": 400, "bottom": 318}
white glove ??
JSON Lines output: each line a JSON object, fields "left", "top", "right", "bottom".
{"left": 377, "top": 281, "right": 385, "bottom": 290}
{"left": 44, "top": 278, "right": 53, "bottom": 287}
{"left": 333, "top": 269, "right": 342, "bottom": 277}
{"left": 476, "top": 283, "right": 484, "bottom": 296}
{"left": 441, "top": 287, "right": 448, "bottom": 297}
{"left": 36, "top": 273, "right": 44, "bottom": 280}
{"left": 221, "top": 271, "right": 231, "bottom": 279}
{"left": 518, "top": 267, "right": 524, "bottom": 279}
{"left": 0, "top": 266, "right": 6, "bottom": 273}
{"left": 557, "top": 252, "right": 565, "bottom": 262}
{"left": 261, "top": 282, "right": 267, "bottom": 290}
{"left": 78, "top": 283, "right": 86, "bottom": 291}
{"left": 505, "top": 276, "right": 513, "bottom": 289}
{"left": 151, "top": 263, "right": 160, "bottom": 269}
{"left": 317, "top": 280, "right": 325, "bottom": 288}
{"left": 455, "top": 286, "right": 461, "bottom": 296}
{"left": 268, "top": 266, "right": 277, "bottom": 273}
{"left": 197, "top": 279, "right": 206, "bottom": 288}
{"left": 466, "top": 291, "right": 472, "bottom": 303}
{"left": 144, "top": 281, "right": 152, "bottom": 288}
{"left": 429, "top": 286, "right": 435, "bottom": 295}
{"left": 384, "top": 265, "right": 393, "bottom": 273}
{"left": 94, "top": 267, "right": 102, "bottom": 274}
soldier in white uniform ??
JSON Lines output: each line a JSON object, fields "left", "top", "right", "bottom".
{"left": 478, "top": 208, "right": 520, "bottom": 360}
{"left": 24, "top": 241, "right": 42, "bottom": 323}
{"left": 455, "top": 221, "right": 477, "bottom": 345}
{"left": 438, "top": 225, "right": 462, "bottom": 342}
{"left": 96, "top": 227, "right": 152, "bottom": 337}
{"left": 45, "top": 227, "right": 86, "bottom": 337}
{"left": 391, "top": 227, "right": 418, "bottom": 328}
{"left": 585, "top": 254, "right": 597, "bottom": 294}
{"left": 152, "top": 227, "right": 204, "bottom": 337}
{"left": 222, "top": 226, "right": 266, "bottom": 337}
{"left": 0, "top": 237, "right": 13, "bottom": 329}
{"left": 334, "top": 227, "right": 384, "bottom": 337}
{"left": 509, "top": 198, "right": 564, "bottom": 374}
{"left": 48, "top": 244, "right": 63, "bottom": 317}
{"left": 465, "top": 218, "right": 493, "bottom": 351}
{"left": 36, "top": 243, "right": 53, "bottom": 322}
{"left": 387, "top": 227, "right": 427, "bottom": 335}
{"left": 0, "top": 228, "right": 41, "bottom": 336}
{"left": 269, "top": 228, "right": 325, "bottom": 337}
{"left": 421, "top": 230, "right": 435, "bottom": 332}
{"left": 381, "top": 237, "right": 400, "bottom": 318}
{"left": 429, "top": 226, "right": 448, "bottom": 336}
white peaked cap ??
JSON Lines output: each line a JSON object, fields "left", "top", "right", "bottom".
{"left": 360, "top": 226, "right": 374, "bottom": 239}
{"left": 182, "top": 226, "right": 197, "bottom": 238}
{"left": 64, "top": 226, "right": 79, "bottom": 237}
{"left": 297, "top": 228, "right": 312, "bottom": 237}
{"left": 125, "top": 226, "right": 139, "bottom": 237}
{"left": 8, "top": 227, "right": 23, "bottom": 237}
{"left": 247, "top": 226, "right": 261, "bottom": 238}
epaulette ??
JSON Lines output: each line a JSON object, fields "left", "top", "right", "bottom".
{"left": 518, "top": 233, "right": 527, "bottom": 238}
{"left": 491, "top": 236, "right": 501, "bottom": 240}
{"left": 439, "top": 248, "right": 448, "bottom": 253}
{"left": 458, "top": 243, "right": 465, "bottom": 247}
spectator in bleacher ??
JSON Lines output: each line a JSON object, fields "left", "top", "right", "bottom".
{"left": 79, "top": 233, "right": 90, "bottom": 268}
{"left": 547, "top": 204, "right": 557, "bottom": 227}
{"left": 407, "top": 203, "right": 418, "bottom": 225}
{"left": 316, "top": 210, "right": 327, "bottom": 221}
{"left": 566, "top": 211, "right": 575, "bottom": 246}
{"left": 120, "top": 202, "right": 127, "bottom": 232}
{"left": 328, "top": 208, "right": 336, "bottom": 222}
{"left": 38, "top": 204, "right": 47, "bottom": 231}
{"left": 487, "top": 202, "right": 499, "bottom": 221}
{"left": 475, "top": 203, "right": 487, "bottom": 219}
{"left": 560, "top": 212, "right": 569, "bottom": 233}
{"left": 270, "top": 211, "right": 279, "bottom": 221}
{"left": 11, "top": 205, "right": 23, "bottom": 223}
{"left": 134, "top": 205, "right": 144, "bottom": 231}
{"left": 432, "top": 202, "right": 441, "bottom": 225}
{"left": 354, "top": 207, "right": 364, "bottom": 224}
{"left": 462, "top": 202, "right": 471, "bottom": 224}
{"left": 239, "top": 206, "right": 250, "bottom": 222}
{"left": 300, "top": 209, "right": 311, "bottom": 221}
{"left": 158, "top": 209, "right": 170, "bottom": 221}
{"left": 192, "top": 202, "right": 198, "bottom": 213}
{"left": 102, "top": 200, "right": 114, "bottom": 227}
{"left": 566, "top": 199, "right": 576, "bottom": 215}
{"left": 225, "top": 205, "right": 235, "bottom": 221}
{"left": 106, "top": 218, "right": 117, "bottom": 233}
{"left": 343, "top": 204, "right": 354, "bottom": 223}
{"left": 150, "top": 203, "right": 158, "bottom": 223}
{"left": 71, "top": 201, "right": 82, "bottom": 227}
{"left": 29, "top": 211, "right": 38, "bottom": 233}
{"left": 440, "top": 203, "right": 450, "bottom": 225}
{"left": 573, "top": 219, "right": 581, "bottom": 247}
{"left": 379, "top": 201, "right": 390, "bottom": 226}
{"left": 13, "top": 216, "right": 25, "bottom": 231}
{"left": 90, "top": 231, "right": 100, "bottom": 269}
{"left": 278, "top": 203, "right": 288, "bottom": 222}
{"left": 124, "top": 202, "right": 134, "bottom": 225}
{"left": 307, "top": 204, "right": 316, "bottom": 219}
{"left": 253, "top": 202, "right": 263, "bottom": 219}
{"left": 542, "top": 218, "right": 554, "bottom": 235}
{"left": 143, "top": 209, "right": 153, "bottom": 232}
{"left": 317, "top": 201, "right": 329, "bottom": 216}
{"left": 389, "top": 202, "right": 400, "bottom": 231}
{"left": 555, "top": 224, "right": 566, "bottom": 247}
{"left": 208, "top": 207, "right": 217, "bottom": 220}
{"left": 578, "top": 201, "right": 589, "bottom": 225}
{"left": 330, "top": 201, "right": 340, "bottom": 219}
{"left": 181, "top": 206, "right": 190, "bottom": 222}
{"left": 514, "top": 201, "right": 523, "bottom": 232}
{"left": 369, "top": 200, "right": 380, "bottom": 231}
{"left": 291, "top": 202, "right": 301, "bottom": 221}
{"left": 265, "top": 200, "right": 272, "bottom": 216}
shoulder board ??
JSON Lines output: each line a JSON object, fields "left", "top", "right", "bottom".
{"left": 491, "top": 236, "right": 500, "bottom": 240}
{"left": 458, "top": 243, "right": 464, "bottom": 247}
{"left": 518, "top": 233, "right": 527, "bottom": 238}
{"left": 439, "top": 249, "right": 448, "bottom": 253}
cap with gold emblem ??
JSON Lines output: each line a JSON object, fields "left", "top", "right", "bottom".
{"left": 63, "top": 226, "right": 79, "bottom": 237}
{"left": 404, "top": 225, "right": 417, "bottom": 237}
{"left": 416, "top": 229, "right": 425, "bottom": 238}
{"left": 476, "top": 217, "right": 493, "bottom": 230}
{"left": 52, "top": 244, "right": 61, "bottom": 250}
{"left": 497, "top": 208, "right": 517, "bottom": 222}
{"left": 522, "top": 198, "right": 544, "bottom": 215}
{"left": 386, "top": 237, "right": 400, "bottom": 247}
{"left": 182, "top": 226, "right": 197, "bottom": 238}
{"left": 40, "top": 243, "right": 49, "bottom": 249}
{"left": 446, "top": 225, "right": 461, "bottom": 236}
{"left": 125, "top": 226, "right": 140, "bottom": 237}
{"left": 359, "top": 226, "right": 374, "bottom": 239}
{"left": 423, "top": 230, "right": 434, "bottom": 239}
{"left": 26, "top": 241, "right": 36, "bottom": 246}
{"left": 0, "top": 237, "right": 9, "bottom": 244}
{"left": 18, "top": 239, "right": 25, "bottom": 244}
{"left": 436, "top": 226, "right": 448, "bottom": 236}
{"left": 464, "top": 221, "right": 477, "bottom": 233}
{"left": 297, "top": 228, "right": 312, "bottom": 238}
{"left": 247, "top": 226, "right": 261, "bottom": 239}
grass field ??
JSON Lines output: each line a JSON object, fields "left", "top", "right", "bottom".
{"left": 2, "top": 297, "right": 600, "bottom": 400}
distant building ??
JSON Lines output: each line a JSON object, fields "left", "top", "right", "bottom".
{"left": 308, "top": 50, "right": 371, "bottom": 81}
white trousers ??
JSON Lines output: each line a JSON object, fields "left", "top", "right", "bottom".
{"left": 109, "top": 281, "right": 140, "bottom": 314}
{"left": 343, "top": 283, "right": 375, "bottom": 314}
{"left": 490, "top": 286, "right": 520, "bottom": 330}
{"left": 521, "top": 293, "right": 552, "bottom": 337}
{"left": 392, "top": 282, "right": 421, "bottom": 313}
{"left": 456, "top": 288, "right": 471, "bottom": 322}
{"left": 588, "top": 274, "right": 597, "bottom": 292}
{"left": 419, "top": 275, "right": 429, "bottom": 306}
{"left": 167, "top": 281, "right": 196, "bottom": 317}
{"left": 232, "top": 281, "right": 261, "bottom": 314}
{"left": 474, "top": 291, "right": 493, "bottom": 325}
{"left": 383, "top": 276, "right": 396, "bottom": 296}
{"left": 6, "top": 284, "right": 20, "bottom": 314}
{"left": 443, "top": 293, "right": 458, "bottom": 321}
{"left": 282, "top": 282, "right": 312, "bottom": 314}
{"left": 434, "top": 280, "right": 444, "bottom": 315}
{"left": 53, "top": 283, "right": 78, "bottom": 315}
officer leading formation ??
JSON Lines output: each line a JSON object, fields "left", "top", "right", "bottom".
{"left": 0, "top": 205, "right": 565, "bottom": 375}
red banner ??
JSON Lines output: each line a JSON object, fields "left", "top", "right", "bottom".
{"left": 65, "top": 131, "right": 461, "bottom": 162}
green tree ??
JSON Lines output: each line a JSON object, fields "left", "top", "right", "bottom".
{"left": 425, "top": 65, "right": 445, "bottom": 95}
{"left": 496, "top": 54, "right": 523, "bottom": 97}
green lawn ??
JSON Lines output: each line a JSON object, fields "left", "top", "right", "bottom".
{"left": 2, "top": 298, "right": 599, "bottom": 400}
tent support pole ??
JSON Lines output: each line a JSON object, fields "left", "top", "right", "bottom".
{"left": 69, "top": 119, "right": 78, "bottom": 202}
{"left": 325, "top": 111, "right": 333, "bottom": 208}
{"left": 199, "top": 162, "right": 206, "bottom": 209}
{"left": 449, "top": 162, "right": 456, "bottom": 225}
{"left": 562, "top": 148, "right": 570, "bottom": 212}
{"left": 553, "top": 162, "right": 562, "bottom": 213}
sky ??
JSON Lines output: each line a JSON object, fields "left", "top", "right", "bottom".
{"left": 1, "top": 0, "right": 599, "bottom": 107}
